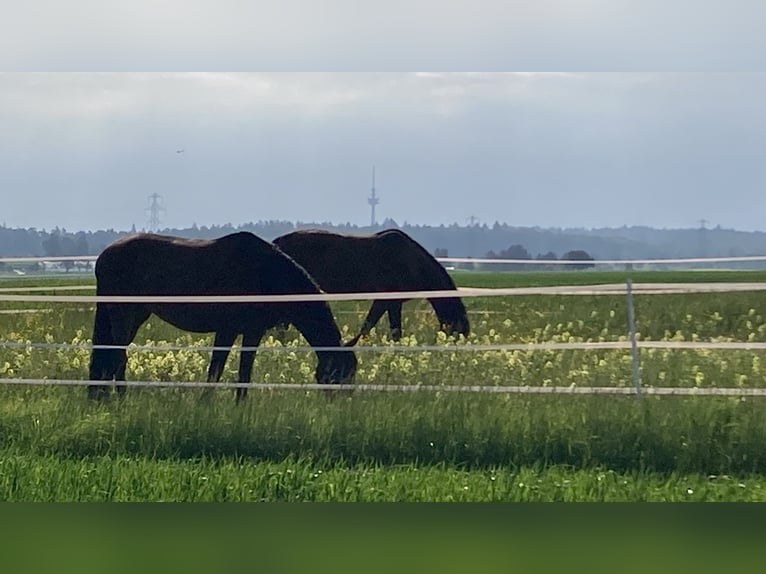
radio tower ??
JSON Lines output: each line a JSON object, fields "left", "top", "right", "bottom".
{"left": 368, "top": 166, "right": 380, "bottom": 227}
{"left": 146, "top": 193, "right": 166, "bottom": 232}
{"left": 698, "top": 218, "right": 708, "bottom": 259}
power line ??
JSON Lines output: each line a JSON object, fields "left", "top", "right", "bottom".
{"left": 146, "top": 193, "right": 166, "bottom": 232}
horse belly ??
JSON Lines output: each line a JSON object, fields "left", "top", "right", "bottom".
{"left": 149, "top": 303, "right": 260, "bottom": 333}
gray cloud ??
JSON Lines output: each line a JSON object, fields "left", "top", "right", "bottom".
{"left": 2, "top": 2, "right": 765, "bottom": 71}
{"left": 0, "top": 73, "right": 764, "bottom": 232}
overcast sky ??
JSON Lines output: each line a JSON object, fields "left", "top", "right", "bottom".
{"left": 1, "top": 72, "right": 765, "bottom": 232}
{"left": 3, "top": 1, "right": 766, "bottom": 72}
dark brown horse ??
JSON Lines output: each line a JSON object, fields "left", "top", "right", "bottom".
{"left": 88, "top": 232, "right": 357, "bottom": 402}
{"left": 273, "top": 228, "right": 469, "bottom": 342}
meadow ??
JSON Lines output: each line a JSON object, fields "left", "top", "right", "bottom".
{"left": 1, "top": 269, "right": 766, "bottom": 501}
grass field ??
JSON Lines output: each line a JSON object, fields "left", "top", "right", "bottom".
{"left": 451, "top": 268, "right": 766, "bottom": 288}
{"left": 1, "top": 269, "right": 766, "bottom": 501}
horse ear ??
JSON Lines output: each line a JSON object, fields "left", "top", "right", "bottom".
{"left": 344, "top": 333, "right": 362, "bottom": 347}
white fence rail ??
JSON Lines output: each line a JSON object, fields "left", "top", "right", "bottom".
{"left": 2, "top": 282, "right": 766, "bottom": 304}
{"left": 438, "top": 254, "right": 766, "bottom": 266}
{"left": 2, "top": 339, "right": 766, "bottom": 354}
{"left": 0, "top": 378, "right": 764, "bottom": 396}
{"left": 2, "top": 263, "right": 766, "bottom": 394}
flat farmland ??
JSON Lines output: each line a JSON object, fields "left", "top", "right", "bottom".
{"left": 2, "top": 269, "right": 766, "bottom": 501}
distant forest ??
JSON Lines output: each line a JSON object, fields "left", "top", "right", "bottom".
{"left": 1, "top": 219, "right": 766, "bottom": 265}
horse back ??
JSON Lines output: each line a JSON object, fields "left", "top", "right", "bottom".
{"left": 274, "top": 228, "right": 455, "bottom": 292}
{"left": 95, "top": 232, "right": 314, "bottom": 295}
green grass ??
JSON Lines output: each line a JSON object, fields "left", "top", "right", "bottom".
{"left": 452, "top": 268, "right": 766, "bottom": 288}
{"left": 2, "top": 270, "right": 766, "bottom": 501}
{"left": 3, "top": 451, "right": 765, "bottom": 502}
{"left": 0, "top": 273, "right": 93, "bottom": 287}
{"left": 5, "top": 267, "right": 766, "bottom": 290}
{"left": 0, "top": 388, "right": 766, "bottom": 501}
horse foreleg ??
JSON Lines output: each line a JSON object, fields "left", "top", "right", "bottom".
{"left": 236, "top": 330, "right": 265, "bottom": 403}
{"left": 88, "top": 303, "right": 148, "bottom": 400}
{"left": 109, "top": 304, "right": 150, "bottom": 399}
{"left": 88, "top": 304, "right": 116, "bottom": 401}
{"left": 114, "top": 360, "right": 128, "bottom": 398}
{"left": 359, "top": 300, "right": 389, "bottom": 339}
{"left": 202, "top": 331, "right": 237, "bottom": 400}
{"left": 207, "top": 331, "right": 236, "bottom": 382}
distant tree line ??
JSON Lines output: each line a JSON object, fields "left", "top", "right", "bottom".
{"left": 1, "top": 220, "right": 765, "bottom": 268}
{"left": 41, "top": 230, "right": 91, "bottom": 272}
{"left": 472, "top": 245, "right": 595, "bottom": 270}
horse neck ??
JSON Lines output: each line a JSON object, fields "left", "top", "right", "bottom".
{"left": 428, "top": 296, "right": 466, "bottom": 325}
{"left": 289, "top": 302, "right": 343, "bottom": 349}
{"left": 423, "top": 265, "right": 465, "bottom": 327}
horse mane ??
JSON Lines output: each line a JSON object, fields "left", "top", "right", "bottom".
{"left": 224, "top": 232, "right": 326, "bottom": 295}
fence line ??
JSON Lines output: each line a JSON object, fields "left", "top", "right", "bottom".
{"left": 2, "top": 339, "right": 766, "bottom": 354}
{"left": 0, "top": 309, "right": 54, "bottom": 315}
{"left": 438, "top": 255, "right": 766, "bottom": 266}
{"left": 626, "top": 279, "right": 641, "bottom": 394}
{"left": 2, "top": 278, "right": 766, "bottom": 396}
{"left": 0, "top": 307, "right": 510, "bottom": 316}
{"left": 0, "top": 377, "right": 763, "bottom": 396}
{"left": 2, "top": 282, "right": 766, "bottom": 304}
{"left": 0, "top": 285, "right": 95, "bottom": 293}
{"left": 0, "top": 255, "right": 98, "bottom": 264}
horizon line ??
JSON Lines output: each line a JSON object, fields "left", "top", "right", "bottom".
{"left": 2, "top": 220, "right": 764, "bottom": 235}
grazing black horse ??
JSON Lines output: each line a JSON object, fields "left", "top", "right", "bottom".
{"left": 273, "top": 228, "right": 470, "bottom": 342}
{"left": 88, "top": 232, "right": 357, "bottom": 402}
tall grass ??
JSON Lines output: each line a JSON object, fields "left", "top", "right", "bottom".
{"left": 2, "top": 272, "right": 766, "bottom": 500}
{"left": 2, "top": 387, "right": 766, "bottom": 474}
{"left": 2, "top": 450, "right": 765, "bottom": 501}
{"left": 1, "top": 388, "right": 766, "bottom": 500}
